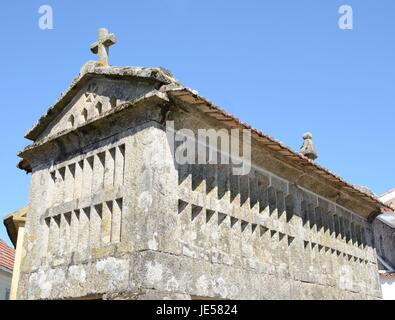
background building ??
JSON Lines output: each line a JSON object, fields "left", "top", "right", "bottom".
{"left": 379, "top": 189, "right": 395, "bottom": 210}
{"left": 374, "top": 190, "right": 395, "bottom": 300}
{"left": 0, "top": 239, "right": 14, "bottom": 300}
{"left": 380, "top": 272, "right": 395, "bottom": 300}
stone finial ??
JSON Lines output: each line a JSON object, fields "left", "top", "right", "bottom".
{"left": 90, "top": 28, "right": 117, "bottom": 67}
{"left": 300, "top": 132, "right": 318, "bottom": 161}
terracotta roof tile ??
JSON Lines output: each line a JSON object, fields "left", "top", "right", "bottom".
{"left": 0, "top": 239, "right": 15, "bottom": 271}
{"left": 380, "top": 272, "right": 395, "bottom": 278}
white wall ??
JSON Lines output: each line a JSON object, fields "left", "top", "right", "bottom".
{"left": 380, "top": 276, "right": 395, "bottom": 300}
{"left": 0, "top": 269, "right": 12, "bottom": 300}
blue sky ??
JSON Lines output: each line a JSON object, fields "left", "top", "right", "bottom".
{"left": 0, "top": 1, "right": 394, "bottom": 245}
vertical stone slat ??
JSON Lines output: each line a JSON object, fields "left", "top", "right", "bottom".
{"left": 101, "top": 201, "right": 112, "bottom": 246}
{"left": 54, "top": 168, "right": 65, "bottom": 206}
{"left": 70, "top": 210, "right": 79, "bottom": 253}
{"left": 114, "top": 144, "right": 125, "bottom": 187}
{"left": 49, "top": 170, "right": 56, "bottom": 209}
{"left": 179, "top": 201, "right": 192, "bottom": 256}
{"left": 74, "top": 161, "right": 83, "bottom": 200}
{"left": 48, "top": 215, "right": 61, "bottom": 257}
{"left": 92, "top": 152, "right": 105, "bottom": 193}
{"left": 354, "top": 222, "right": 360, "bottom": 247}
{"left": 301, "top": 200, "right": 309, "bottom": 229}
{"left": 328, "top": 208, "right": 337, "bottom": 288}
{"left": 333, "top": 214, "right": 339, "bottom": 239}
{"left": 191, "top": 205, "right": 205, "bottom": 255}
{"left": 347, "top": 220, "right": 353, "bottom": 246}
{"left": 276, "top": 190, "right": 286, "bottom": 223}
{"left": 357, "top": 222, "right": 363, "bottom": 249}
{"left": 178, "top": 159, "right": 190, "bottom": 186}
{"left": 268, "top": 186, "right": 277, "bottom": 220}
{"left": 360, "top": 225, "right": 366, "bottom": 249}
{"left": 239, "top": 174, "right": 249, "bottom": 208}
{"left": 204, "top": 208, "right": 217, "bottom": 264}
{"left": 64, "top": 164, "right": 75, "bottom": 202}
{"left": 42, "top": 218, "right": 51, "bottom": 261}
{"left": 257, "top": 174, "right": 269, "bottom": 217}
{"left": 338, "top": 215, "right": 344, "bottom": 242}
{"left": 90, "top": 204, "right": 102, "bottom": 248}
{"left": 315, "top": 207, "right": 323, "bottom": 234}
{"left": 358, "top": 224, "right": 363, "bottom": 248}
{"left": 60, "top": 213, "right": 71, "bottom": 255}
{"left": 249, "top": 174, "right": 259, "bottom": 211}
{"left": 328, "top": 210, "right": 335, "bottom": 239}
{"left": 217, "top": 165, "right": 230, "bottom": 202}
{"left": 217, "top": 211, "right": 230, "bottom": 262}
{"left": 82, "top": 157, "right": 94, "bottom": 198}
{"left": 230, "top": 173, "right": 240, "bottom": 206}
{"left": 308, "top": 203, "right": 316, "bottom": 233}
{"left": 178, "top": 163, "right": 192, "bottom": 198}
{"left": 364, "top": 226, "right": 374, "bottom": 262}
{"left": 285, "top": 194, "right": 294, "bottom": 223}
{"left": 309, "top": 202, "right": 320, "bottom": 247}
{"left": 192, "top": 164, "right": 205, "bottom": 193}
{"left": 104, "top": 148, "right": 116, "bottom": 189}
{"left": 111, "top": 199, "right": 122, "bottom": 243}
{"left": 324, "top": 210, "right": 330, "bottom": 237}
{"left": 77, "top": 208, "right": 90, "bottom": 255}
{"left": 205, "top": 165, "right": 217, "bottom": 197}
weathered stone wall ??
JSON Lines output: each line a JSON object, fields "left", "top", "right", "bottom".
{"left": 17, "top": 82, "right": 382, "bottom": 300}
{"left": 17, "top": 90, "right": 169, "bottom": 299}
{"left": 172, "top": 164, "right": 380, "bottom": 299}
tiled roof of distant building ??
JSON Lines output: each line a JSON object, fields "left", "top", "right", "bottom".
{"left": 0, "top": 239, "right": 14, "bottom": 271}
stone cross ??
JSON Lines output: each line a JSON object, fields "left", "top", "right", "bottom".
{"left": 90, "top": 28, "right": 117, "bottom": 67}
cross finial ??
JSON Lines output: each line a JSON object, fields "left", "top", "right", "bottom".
{"left": 90, "top": 28, "right": 117, "bottom": 67}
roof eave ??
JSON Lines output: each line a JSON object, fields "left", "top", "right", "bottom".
{"left": 18, "top": 90, "right": 170, "bottom": 163}
{"left": 0, "top": 266, "right": 12, "bottom": 273}
{"left": 166, "top": 87, "right": 392, "bottom": 218}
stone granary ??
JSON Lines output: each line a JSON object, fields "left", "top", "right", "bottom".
{"left": 8, "top": 28, "right": 392, "bottom": 300}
